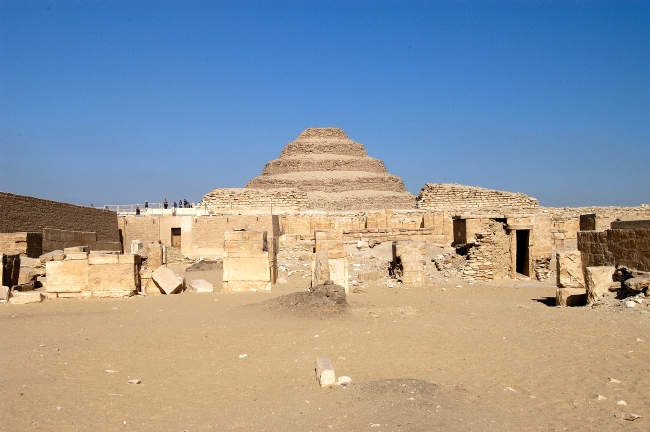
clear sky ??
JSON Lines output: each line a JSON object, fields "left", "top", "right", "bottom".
{"left": 1, "top": 0, "right": 648, "bottom": 207}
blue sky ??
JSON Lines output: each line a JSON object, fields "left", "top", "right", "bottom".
{"left": 1, "top": 0, "right": 648, "bottom": 207}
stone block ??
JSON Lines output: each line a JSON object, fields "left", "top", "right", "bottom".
{"left": 315, "top": 358, "right": 336, "bottom": 387}
{"left": 312, "top": 252, "right": 331, "bottom": 286}
{"left": 8, "top": 291, "right": 43, "bottom": 305}
{"left": 556, "top": 287, "right": 587, "bottom": 307}
{"left": 18, "top": 267, "right": 39, "bottom": 284}
{"left": 223, "top": 252, "right": 270, "bottom": 293}
{"left": 585, "top": 266, "right": 615, "bottom": 304}
{"left": 0, "top": 285, "right": 9, "bottom": 301}
{"left": 40, "top": 251, "right": 65, "bottom": 262}
{"left": 46, "top": 259, "right": 89, "bottom": 293}
{"left": 118, "top": 254, "right": 141, "bottom": 265}
{"left": 88, "top": 254, "right": 120, "bottom": 265}
{"left": 624, "top": 276, "right": 650, "bottom": 292}
{"left": 223, "top": 280, "right": 271, "bottom": 292}
{"left": 88, "top": 263, "right": 137, "bottom": 292}
{"left": 145, "top": 243, "right": 163, "bottom": 268}
{"left": 12, "top": 281, "right": 34, "bottom": 292}
{"left": 189, "top": 279, "right": 214, "bottom": 293}
{"left": 64, "top": 246, "right": 89, "bottom": 253}
{"left": 152, "top": 266, "right": 183, "bottom": 294}
{"left": 65, "top": 252, "right": 89, "bottom": 261}
{"left": 556, "top": 251, "right": 585, "bottom": 288}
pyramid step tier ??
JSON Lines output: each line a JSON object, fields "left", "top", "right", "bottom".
{"left": 260, "top": 155, "right": 388, "bottom": 176}
{"left": 247, "top": 171, "right": 408, "bottom": 193}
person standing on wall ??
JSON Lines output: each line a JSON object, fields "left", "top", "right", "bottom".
{"left": 135, "top": 205, "right": 140, "bottom": 215}
{"left": 163, "top": 198, "right": 168, "bottom": 209}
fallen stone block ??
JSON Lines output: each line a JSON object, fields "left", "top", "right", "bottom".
{"left": 152, "top": 266, "right": 183, "bottom": 294}
{"left": 20, "top": 256, "right": 42, "bottom": 268}
{"left": 556, "top": 251, "right": 585, "bottom": 288}
{"left": 315, "top": 358, "right": 336, "bottom": 387}
{"left": 18, "top": 267, "right": 39, "bottom": 284}
{"left": 586, "top": 266, "right": 615, "bottom": 304}
{"left": 189, "top": 279, "right": 214, "bottom": 293}
{"left": 556, "top": 287, "right": 587, "bottom": 307}
{"left": 40, "top": 251, "right": 65, "bottom": 262}
{"left": 0, "top": 285, "right": 10, "bottom": 302}
{"left": 12, "top": 281, "right": 34, "bottom": 292}
{"left": 624, "top": 276, "right": 650, "bottom": 292}
{"left": 64, "top": 246, "right": 89, "bottom": 253}
{"left": 8, "top": 291, "right": 43, "bottom": 305}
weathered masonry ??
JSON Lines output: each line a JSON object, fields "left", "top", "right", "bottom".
{"left": 0, "top": 191, "right": 121, "bottom": 256}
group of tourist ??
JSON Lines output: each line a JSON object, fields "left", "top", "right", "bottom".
{"left": 162, "top": 198, "right": 192, "bottom": 209}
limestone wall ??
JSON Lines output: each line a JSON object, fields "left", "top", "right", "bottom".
{"left": 578, "top": 220, "right": 650, "bottom": 273}
{"left": 0, "top": 191, "right": 120, "bottom": 242}
{"left": 198, "top": 188, "right": 308, "bottom": 212}
{"left": 416, "top": 184, "right": 539, "bottom": 212}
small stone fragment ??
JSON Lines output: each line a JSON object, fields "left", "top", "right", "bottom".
{"left": 127, "top": 379, "right": 141, "bottom": 384}
{"left": 616, "top": 400, "right": 627, "bottom": 405}
{"left": 336, "top": 376, "right": 352, "bottom": 385}
{"left": 609, "top": 378, "right": 621, "bottom": 383}
{"left": 315, "top": 358, "right": 336, "bottom": 387}
{"left": 239, "top": 354, "right": 248, "bottom": 358}
{"left": 615, "top": 413, "right": 641, "bottom": 421}
{"left": 105, "top": 370, "right": 118, "bottom": 373}
{"left": 596, "top": 394, "right": 607, "bottom": 400}
{"left": 624, "top": 301, "right": 636, "bottom": 308}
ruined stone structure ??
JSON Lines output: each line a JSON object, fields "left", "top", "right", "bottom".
{"left": 578, "top": 220, "right": 650, "bottom": 272}
{"left": 244, "top": 127, "right": 416, "bottom": 210}
{"left": 417, "top": 184, "right": 539, "bottom": 212}
{"left": 0, "top": 191, "right": 121, "bottom": 255}
{"left": 198, "top": 188, "right": 309, "bottom": 213}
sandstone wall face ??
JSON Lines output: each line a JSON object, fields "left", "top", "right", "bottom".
{"left": 0, "top": 191, "right": 119, "bottom": 242}
{"left": 0, "top": 232, "right": 43, "bottom": 257}
{"left": 416, "top": 184, "right": 539, "bottom": 212}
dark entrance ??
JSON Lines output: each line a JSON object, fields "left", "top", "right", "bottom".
{"left": 171, "top": 228, "right": 181, "bottom": 248}
{"left": 515, "top": 230, "right": 530, "bottom": 276}
{"left": 452, "top": 219, "right": 467, "bottom": 246}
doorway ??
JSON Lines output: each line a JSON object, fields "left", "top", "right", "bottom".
{"left": 171, "top": 228, "right": 181, "bottom": 249}
{"left": 515, "top": 230, "right": 530, "bottom": 276}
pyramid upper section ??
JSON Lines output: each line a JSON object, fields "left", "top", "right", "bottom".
{"left": 245, "top": 127, "right": 416, "bottom": 210}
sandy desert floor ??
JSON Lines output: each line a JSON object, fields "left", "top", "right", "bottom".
{"left": 2, "top": 267, "right": 649, "bottom": 432}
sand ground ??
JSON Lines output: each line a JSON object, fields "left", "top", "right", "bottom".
{"left": 2, "top": 269, "right": 649, "bottom": 431}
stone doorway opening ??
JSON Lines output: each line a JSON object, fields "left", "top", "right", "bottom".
{"left": 515, "top": 230, "right": 530, "bottom": 276}
{"left": 171, "top": 228, "right": 181, "bottom": 249}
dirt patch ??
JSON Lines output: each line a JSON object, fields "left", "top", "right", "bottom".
{"left": 259, "top": 282, "right": 348, "bottom": 316}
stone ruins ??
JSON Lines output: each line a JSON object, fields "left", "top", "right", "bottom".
{"left": 1, "top": 127, "right": 650, "bottom": 308}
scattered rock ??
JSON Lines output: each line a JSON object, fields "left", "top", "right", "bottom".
{"left": 616, "top": 400, "right": 627, "bottom": 405}
{"left": 624, "top": 301, "right": 636, "bottom": 308}
{"left": 8, "top": 291, "right": 43, "bottom": 305}
{"left": 336, "top": 376, "right": 352, "bottom": 385}
{"left": 615, "top": 413, "right": 641, "bottom": 421}
{"left": 608, "top": 378, "right": 621, "bottom": 383}
{"left": 0, "top": 286, "right": 10, "bottom": 302}
{"left": 189, "top": 279, "right": 214, "bottom": 293}
{"left": 127, "top": 379, "right": 141, "bottom": 384}
{"left": 596, "top": 394, "right": 607, "bottom": 400}
{"left": 623, "top": 276, "right": 650, "bottom": 292}
{"left": 315, "top": 358, "right": 336, "bottom": 387}
{"left": 239, "top": 354, "right": 248, "bottom": 358}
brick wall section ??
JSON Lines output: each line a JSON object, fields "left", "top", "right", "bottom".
{"left": 117, "top": 216, "right": 161, "bottom": 248}
{"left": 193, "top": 215, "right": 276, "bottom": 250}
{"left": 578, "top": 221, "right": 650, "bottom": 272}
{"left": 577, "top": 231, "right": 612, "bottom": 267}
{"left": 0, "top": 191, "right": 119, "bottom": 242}
{"left": 417, "top": 184, "right": 539, "bottom": 211}
{"left": 199, "top": 188, "right": 309, "bottom": 212}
